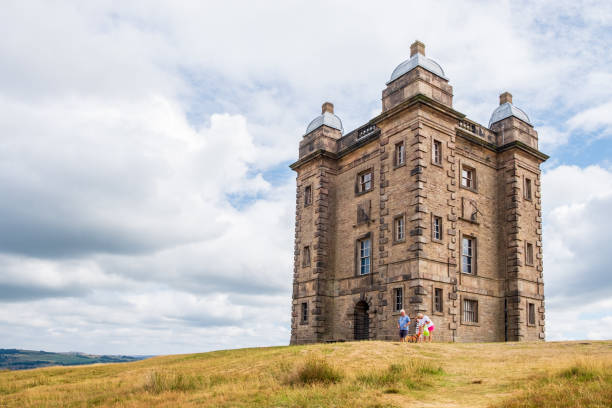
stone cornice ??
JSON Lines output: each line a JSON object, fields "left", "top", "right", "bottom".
{"left": 373, "top": 93, "right": 466, "bottom": 125}
{"left": 289, "top": 149, "right": 337, "bottom": 170}
{"left": 497, "top": 140, "right": 549, "bottom": 162}
{"left": 456, "top": 128, "right": 498, "bottom": 152}
{"left": 290, "top": 93, "right": 548, "bottom": 171}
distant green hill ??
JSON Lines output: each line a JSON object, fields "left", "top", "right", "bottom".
{"left": 0, "top": 348, "right": 148, "bottom": 370}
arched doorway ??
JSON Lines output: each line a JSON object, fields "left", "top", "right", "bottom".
{"left": 354, "top": 301, "right": 369, "bottom": 340}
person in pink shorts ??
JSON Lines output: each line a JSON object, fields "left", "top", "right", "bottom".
{"left": 417, "top": 313, "right": 434, "bottom": 343}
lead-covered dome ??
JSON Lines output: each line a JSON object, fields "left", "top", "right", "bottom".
{"left": 388, "top": 40, "right": 447, "bottom": 84}
{"left": 305, "top": 102, "right": 343, "bottom": 135}
{"left": 488, "top": 92, "right": 531, "bottom": 127}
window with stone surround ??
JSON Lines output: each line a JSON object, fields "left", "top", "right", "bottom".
{"left": 356, "top": 170, "right": 373, "bottom": 194}
{"left": 524, "top": 177, "right": 532, "bottom": 201}
{"left": 302, "top": 246, "right": 311, "bottom": 267}
{"left": 394, "top": 141, "right": 405, "bottom": 167}
{"left": 357, "top": 200, "right": 372, "bottom": 225}
{"left": 304, "top": 185, "right": 312, "bottom": 207}
{"left": 393, "top": 287, "right": 403, "bottom": 312}
{"left": 525, "top": 242, "right": 534, "bottom": 266}
{"left": 432, "top": 139, "right": 442, "bottom": 165}
{"left": 434, "top": 288, "right": 443, "bottom": 313}
{"left": 394, "top": 215, "right": 405, "bottom": 243}
{"left": 301, "top": 302, "right": 308, "bottom": 324}
{"left": 528, "top": 302, "right": 536, "bottom": 326}
{"left": 432, "top": 215, "right": 443, "bottom": 241}
{"left": 463, "top": 299, "right": 478, "bottom": 323}
{"left": 357, "top": 237, "right": 371, "bottom": 275}
{"left": 461, "top": 165, "right": 476, "bottom": 191}
{"left": 461, "top": 236, "right": 476, "bottom": 274}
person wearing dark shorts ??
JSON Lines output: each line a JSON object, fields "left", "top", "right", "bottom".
{"left": 397, "top": 309, "right": 411, "bottom": 342}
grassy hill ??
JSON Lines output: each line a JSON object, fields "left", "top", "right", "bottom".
{"left": 0, "top": 349, "right": 146, "bottom": 370}
{"left": 1, "top": 341, "right": 611, "bottom": 407}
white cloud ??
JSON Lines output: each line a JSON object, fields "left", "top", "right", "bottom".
{"left": 547, "top": 297, "right": 612, "bottom": 341}
{"left": 568, "top": 101, "right": 612, "bottom": 138}
{"left": 543, "top": 165, "right": 612, "bottom": 340}
{"left": 0, "top": 0, "right": 611, "bottom": 354}
{"left": 537, "top": 126, "right": 570, "bottom": 152}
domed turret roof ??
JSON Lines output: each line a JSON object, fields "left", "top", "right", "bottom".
{"left": 305, "top": 102, "right": 343, "bottom": 135}
{"left": 488, "top": 92, "right": 531, "bottom": 127}
{"left": 388, "top": 41, "right": 447, "bottom": 84}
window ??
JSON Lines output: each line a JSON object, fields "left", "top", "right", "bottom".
{"left": 463, "top": 299, "right": 478, "bottom": 323}
{"left": 304, "top": 185, "right": 312, "bottom": 207}
{"left": 357, "top": 171, "right": 373, "bottom": 194}
{"left": 393, "top": 287, "right": 403, "bottom": 312}
{"left": 432, "top": 216, "right": 442, "bottom": 241}
{"left": 302, "top": 246, "right": 311, "bottom": 267}
{"left": 433, "top": 140, "right": 442, "bottom": 165}
{"left": 525, "top": 242, "right": 534, "bottom": 266}
{"left": 394, "top": 216, "right": 405, "bottom": 242}
{"left": 462, "top": 237, "right": 475, "bottom": 274}
{"left": 524, "top": 178, "right": 532, "bottom": 201}
{"left": 357, "top": 200, "right": 371, "bottom": 224}
{"left": 358, "top": 238, "right": 371, "bottom": 275}
{"left": 461, "top": 166, "right": 475, "bottom": 190}
{"left": 434, "top": 288, "right": 443, "bottom": 313}
{"left": 301, "top": 302, "right": 308, "bottom": 324}
{"left": 395, "top": 142, "right": 405, "bottom": 167}
{"left": 528, "top": 302, "right": 536, "bottom": 325}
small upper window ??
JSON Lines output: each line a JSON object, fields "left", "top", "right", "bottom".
{"left": 357, "top": 171, "right": 373, "bottom": 194}
{"left": 463, "top": 299, "right": 478, "bottom": 323}
{"left": 358, "top": 238, "right": 371, "bottom": 275}
{"left": 528, "top": 302, "right": 536, "bottom": 325}
{"left": 304, "top": 185, "right": 312, "bottom": 207}
{"left": 433, "top": 216, "right": 442, "bottom": 241}
{"left": 434, "top": 288, "right": 443, "bottom": 313}
{"left": 526, "top": 242, "right": 534, "bottom": 266}
{"left": 394, "top": 216, "right": 405, "bottom": 242}
{"left": 524, "top": 178, "right": 532, "bottom": 201}
{"left": 301, "top": 302, "right": 308, "bottom": 324}
{"left": 393, "top": 287, "right": 403, "bottom": 312}
{"left": 302, "top": 246, "right": 311, "bottom": 267}
{"left": 433, "top": 140, "right": 442, "bottom": 165}
{"left": 461, "top": 166, "right": 475, "bottom": 190}
{"left": 462, "top": 237, "right": 475, "bottom": 274}
{"left": 395, "top": 142, "right": 405, "bottom": 167}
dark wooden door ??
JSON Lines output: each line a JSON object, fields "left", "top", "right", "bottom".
{"left": 354, "top": 301, "right": 369, "bottom": 340}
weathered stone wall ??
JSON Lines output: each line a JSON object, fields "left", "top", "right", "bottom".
{"left": 290, "top": 57, "right": 546, "bottom": 344}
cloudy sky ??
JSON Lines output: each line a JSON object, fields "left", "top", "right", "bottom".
{"left": 1, "top": 0, "right": 611, "bottom": 355}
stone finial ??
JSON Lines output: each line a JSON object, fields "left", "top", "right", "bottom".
{"left": 410, "top": 40, "right": 425, "bottom": 57}
{"left": 322, "top": 102, "right": 334, "bottom": 114}
{"left": 500, "top": 92, "right": 513, "bottom": 105}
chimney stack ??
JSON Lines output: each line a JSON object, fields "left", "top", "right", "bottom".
{"left": 500, "top": 92, "right": 513, "bottom": 105}
{"left": 410, "top": 40, "right": 425, "bottom": 57}
{"left": 322, "top": 102, "right": 334, "bottom": 114}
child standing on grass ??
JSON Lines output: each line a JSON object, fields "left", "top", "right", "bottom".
{"left": 413, "top": 317, "right": 422, "bottom": 343}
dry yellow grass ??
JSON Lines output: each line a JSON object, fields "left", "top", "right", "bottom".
{"left": 1, "top": 340, "right": 611, "bottom": 407}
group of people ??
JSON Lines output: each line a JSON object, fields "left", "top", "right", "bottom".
{"left": 397, "top": 309, "right": 434, "bottom": 343}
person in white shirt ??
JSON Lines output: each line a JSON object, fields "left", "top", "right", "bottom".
{"left": 417, "top": 313, "right": 435, "bottom": 343}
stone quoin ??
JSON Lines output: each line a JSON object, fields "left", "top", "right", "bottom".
{"left": 290, "top": 41, "right": 548, "bottom": 344}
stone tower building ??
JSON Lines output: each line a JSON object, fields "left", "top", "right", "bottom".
{"left": 290, "top": 41, "right": 548, "bottom": 344}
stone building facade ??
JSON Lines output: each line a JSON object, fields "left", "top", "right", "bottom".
{"left": 289, "top": 41, "right": 548, "bottom": 344}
